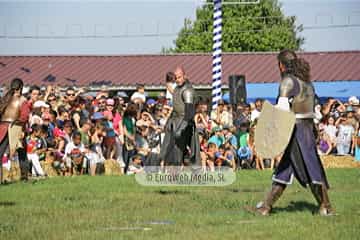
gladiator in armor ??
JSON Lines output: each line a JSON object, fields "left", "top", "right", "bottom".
{"left": 160, "top": 67, "right": 200, "bottom": 166}
{"left": 0, "top": 78, "right": 30, "bottom": 183}
{"left": 255, "top": 50, "right": 335, "bottom": 216}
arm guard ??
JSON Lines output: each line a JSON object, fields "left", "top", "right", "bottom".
{"left": 174, "top": 88, "right": 195, "bottom": 138}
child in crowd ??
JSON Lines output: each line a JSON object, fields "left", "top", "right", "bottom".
{"left": 26, "top": 124, "right": 46, "bottom": 177}
{"left": 127, "top": 154, "right": 144, "bottom": 175}
{"left": 237, "top": 122, "right": 252, "bottom": 168}
{"left": 205, "top": 142, "right": 217, "bottom": 172}
{"left": 214, "top": 145, "right": 236, "bottom": 170}
{"left": 317, "top": 130, "right": 333, "bottom": 155}
{"left": 63, "top": 131, "right": 88, "bottom": 175}
{"left": 336, "top": 115, "right": 355, "bottom": 155}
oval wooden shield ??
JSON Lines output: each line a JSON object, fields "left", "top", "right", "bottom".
{"left": 254, "top": 101, "right": 296, "bottom": 159}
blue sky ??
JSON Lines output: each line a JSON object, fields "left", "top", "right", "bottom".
{"left": 0, "top": 0, "right": 359, "bottom": 55}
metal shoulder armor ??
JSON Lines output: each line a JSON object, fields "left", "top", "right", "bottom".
{"left": 182, "top": 87, "right": 194, "bottom": 104}
{"left": 279, "top": 76, "right": 295, "bottom": 98}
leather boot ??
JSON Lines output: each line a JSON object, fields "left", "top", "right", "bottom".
{"left": 310, "top": 183, "right": 335, "bottom": 216}
{"left": 256, "top": 183, "right": 286, "bottom": 216}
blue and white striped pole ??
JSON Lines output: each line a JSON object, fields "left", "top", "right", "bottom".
{"left": 212, "top": 0, "right": 222, "bottom": 110}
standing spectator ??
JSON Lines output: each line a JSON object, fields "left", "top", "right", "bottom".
{"left": 107, "top": 98, "right": 125, "bottom": 168}
{"left": 135, "top": 125, "right": 151, "bottom": 162}
{"left": 123, "top": 104, "right": 138, "bottom": 173}
{"left": 26, "top": 124, "right": 46, "bottom": 177}
{"left": 345, "top": 106, "right": 359, "bottom": 131}
{"left": 89, "top": 122, "right": 106, "bottom": 175}
{"left": 27, "top": 85, "right": 41, "bottom": 110}
{"left": 103, "top": 110, "right": 117, "bottom": 159}
{"left": 165, "top": 72, "right": 176, "bottom": 105}
{"left": 314, "top": 104, "right": 323, "bottom": 125}
{"left": 78, "top": 119, "right": 92, "bottom": 148}
{"left": 71, "top": 97, "right": 87, "bottom": 130}
{"left": 63, "top": 87, "right": 77, "bottom": 110}
{"left": 323, "top": 115, "right": 338, "bottom": 148}
{"left": 234, "top": 103, "right": 251, "bottom": 128}
{"left": 30, "top": 101, "right": 49, "bottom": 126}
{"left": 354, "top": 128, "right": 360, "bottom": 161}
{"left": 56, "top": 106, "right": 70, "bottom": 130}
{"left": 251, "top": 98, "right": 263, "bottom": 122}
{"left": 336, "top": 113, "right": 355, "bottom": 155}
{"left": 47, "top": 94, "right": 59, "bottom": 112}
{"left": 130, "top": 84, "right": 146, "bottom": 105}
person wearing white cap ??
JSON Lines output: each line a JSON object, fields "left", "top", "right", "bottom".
{"left": 348, "top": 96, "right": 359, "bottom": 105}
{"left": 29, "top": 101, "right": 50, "bottom": 126}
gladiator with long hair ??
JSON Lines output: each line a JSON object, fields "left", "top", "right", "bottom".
{"left": 0, "top": 78, "right": 24, "bottom": 115}
{"left": 277, "top": 49, "right": 311, "bottom": 82}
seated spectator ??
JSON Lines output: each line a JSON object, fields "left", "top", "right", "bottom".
{"left": 317, "top": 131, "right": 333, "bottom": 155}
{"left": 63, "top": 131, "right": 87, "bottom": 175}
{"left": 222, "top": 125, "right": 237, "bottom": 150}
{"left": 205, "top": 142, "right": 217, "bottom": 172}
{"left": 214, "top": 145, "right": 236, "bottom": 170}
{"left": 127, "top": 154, "right": 144, "bottom": 175}
{"left": 194, "top": 100, "right": 211, "bottom": 134}
{"left": 210, "top": 100, "right": 233, "bottom": 129}
{"left": 208, "top": 126, "right": 225, "bottom": 147}
{"left": 198, "top": 131, "right": 208, "bottom": 172}
{"left": 236, "top": 122, "right": 252, "bottom": 169}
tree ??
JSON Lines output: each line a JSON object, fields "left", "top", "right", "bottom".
{"left": 169, "top": 0, "right": 304, "bottom": 53}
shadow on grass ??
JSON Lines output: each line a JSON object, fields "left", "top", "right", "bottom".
{"left": 272, "top": 201, "right": 318, "bottom": 214}
{"left": 229, "top": 188, "right": 263, "bottom": 193}
{"left": 0, "top": 201, "right": 16, "bottom": 207}
{"left": 156, "top": 190, "right": 190, "bottom": 195}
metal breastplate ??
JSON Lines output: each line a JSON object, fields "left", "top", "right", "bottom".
{"left": 172, "top": 84, "right": 188, "bottom": 117}
{"left": 291, "top": 78, "right": 315, "bottom": 115}
{"left": 1, "top": 96, "right": 21, "bottom": 122}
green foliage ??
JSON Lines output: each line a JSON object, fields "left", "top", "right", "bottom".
{"left": 169, "top": 0, "right": 304, "bottom": 53}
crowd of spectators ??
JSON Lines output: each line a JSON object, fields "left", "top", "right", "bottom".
{"left": 2, "top": 79, "right": 360, "bottom": 179}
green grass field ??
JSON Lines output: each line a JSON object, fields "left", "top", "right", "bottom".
{"left": 1, "top": 169, "right": 359, "bottom": 240}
